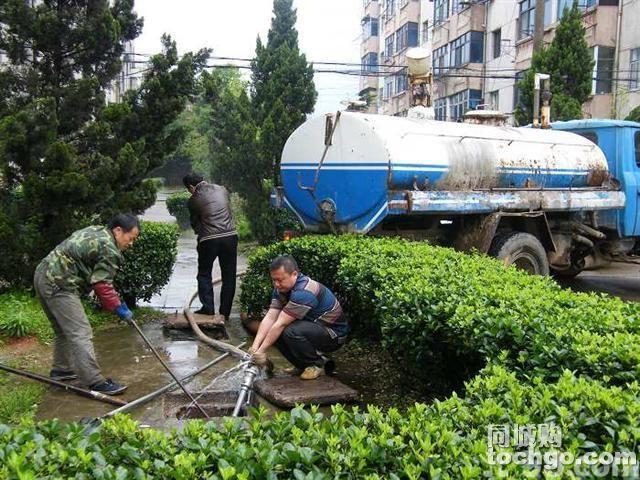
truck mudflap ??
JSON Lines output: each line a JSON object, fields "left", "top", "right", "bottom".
{"left": 387, "top": 189, "right": 626, "bottom": 216}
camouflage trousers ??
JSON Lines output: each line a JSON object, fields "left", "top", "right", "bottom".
{"left": 34, "top": 266, "right": 104, "bottom": 387}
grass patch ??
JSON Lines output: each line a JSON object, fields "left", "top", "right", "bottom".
{"left": 0, "top": 290, "right": 161, "bottom": 343}
{"left": 0, "top": 358, "right": 45, "bottom": 424}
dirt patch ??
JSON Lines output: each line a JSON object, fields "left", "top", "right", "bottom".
{"left": 1, "top": 336, "right": 42, "bottom": 357}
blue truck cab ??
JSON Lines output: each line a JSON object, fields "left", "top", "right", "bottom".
{"left": 552, "top": 120, "right": 640, "bottom": 239}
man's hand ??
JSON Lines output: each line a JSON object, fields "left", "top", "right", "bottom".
{"left": 115, "top": 303, "right": 133, "bottom": 323}
{"left": 250, "top": 351, "right": 269, "bottom": 366}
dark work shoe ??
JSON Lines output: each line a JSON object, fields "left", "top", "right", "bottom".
{"left": 90, "top": 378, "right": 127, "bottom": 395}
{"left": 194, "top": 308, "right": 214, "bottom": 316}
{"left": 50, "top": 369, "right": 78, "bottom": 381}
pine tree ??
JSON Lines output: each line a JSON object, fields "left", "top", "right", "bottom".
{"left": 251, "top": 1, "right": 316, "bottom": 183}
{"left": 205, "top": 0, "right": 316, "bottom": 244}
{"left": 0, "top": 1, "right": 208, "bottom": 285}
{"left": 515, "top": 4, "right": 594, "bottom": 125}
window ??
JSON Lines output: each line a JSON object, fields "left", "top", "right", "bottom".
{"left": 385, "top": 34, "right": 394, "bottom": 58}
{"left": 395, "top": 70, "right": 409, "bottom": 94}
{"left": 577, "top": 131, "right": 599, "bottom": 145}
{"left": 518, "top": 0, "right": 535, "bottom": 40}
{"left": 630, "top": 48, "right": 640, "bottom": 90}
{"left": 558, "top": 0, "right": 596, "bottom": 18}
{"left": 636, "top": 132, "right": 640, "bottom": 167}
{"left": 362, "top": 52, "right": 378, "bottom": 73}
{"left": 449, "top": 31, "right": 484, "bottom": 68}
{"left": 488, "top": 90, "right": 499, "bottom": 110}
{"left": 435, "top": 98, "right": 447, "bottom": 120}
{"left": 544, "top": 0, "right": 552, "bottom": 27}
{"left": 362, "top": 17, "right": 379, "bottom": 38}
{"left": 384, "top": 76, "right": 394, "bottom": 99}
{"left": 433, "top": 45, "right": 448, "bottom": 75}
{"left": 385, "top": 0, "right": 396, "bottom": 19}
{"left": 450, "top": 89, "right": 482, "bottom": 121}
{"left": 421, "top": 20, "right": 429, "bottom": 45}
{"left": 434, "top": 0, "right": 449, "bottom": 25}
{"left": 492, "top": 28, "right": 501, "bottom": 59}
{"left": 396, "top": 22, "right": 419, "bottom": 53}
{"left": 594, "top": 46, "right": 615, "bottom": 94}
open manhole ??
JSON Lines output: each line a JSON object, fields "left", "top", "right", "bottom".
{"left": 164, "top": 390, "right": 258, "bottom": 419}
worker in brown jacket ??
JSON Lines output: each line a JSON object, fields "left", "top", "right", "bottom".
{"left": 183, "top": 173, "right": 238, "bottom": 323}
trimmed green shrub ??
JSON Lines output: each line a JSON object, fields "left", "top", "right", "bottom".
{"left": 165, "top": 191, "right": 192, "bottom": 230}
{"left": 115, "top": 221, "right": 179, "bottom": 306}
{"left": 241, "top": 236, "right": 640, "bottom": 386}
{"left": 1, "top": 365, "right": 638, "bottom": 478}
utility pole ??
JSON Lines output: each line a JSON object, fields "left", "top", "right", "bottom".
{"left": 533, "top": 0, "right": 546, "bottom": 53}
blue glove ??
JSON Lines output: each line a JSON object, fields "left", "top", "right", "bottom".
{"left": 115, "top": 303, "right": 133, "bottom": 323}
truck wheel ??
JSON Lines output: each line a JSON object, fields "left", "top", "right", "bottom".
{"left": 489, "top": 232, "right": 550, "bottom": 276}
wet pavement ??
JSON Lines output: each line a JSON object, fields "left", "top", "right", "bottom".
{"left": 558, "top": 262, "right": 640, "bottom": 302}
{"left": 35, "top": 189, "right": 261, "bottom": 426}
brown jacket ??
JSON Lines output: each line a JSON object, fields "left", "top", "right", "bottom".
{"left": 187, "top": 182, "right": 237, "bottom": 242}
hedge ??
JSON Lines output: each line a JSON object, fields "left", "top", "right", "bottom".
{"left": 166, "top": 191, "right": 192, "bottom": 230}
{"left": 115, "top": 221, "right": 180, "bottom": 306}
{"left": 1, "top": 235, "right": 639, "bottom": 478}
{"left": 241, "top": 236, "right": 640, "bottom": 386}
{"left": 0, "top": 366, "right": 638, "bottom": 478}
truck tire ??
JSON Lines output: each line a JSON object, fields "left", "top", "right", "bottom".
{"left": 489, "top": 232, "right": 550, "bottom": 276}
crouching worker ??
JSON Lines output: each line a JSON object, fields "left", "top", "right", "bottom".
{"left": 33, "top": 214, "right": 140, "bottom": 395}
{"left": 249, "top": 255, "right": 349, "bottom": 380}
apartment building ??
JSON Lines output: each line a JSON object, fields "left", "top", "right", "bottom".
{"left": 380, "top": 0, "right": 422, "bottom": 116}
{"left": 615, "top": 0, "right": 640, "bottom": 119}
{"left": 360, "top": 0, "right": 640, "bottom": 121}
{"left": 360, "top": 0, "right": 381, "bottom": 113}
{"left": 106, "top": 40, "right": 141, "bottom": 104}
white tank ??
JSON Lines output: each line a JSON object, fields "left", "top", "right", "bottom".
{"left": 280, "top": 112, "right": 610, "bottom": 230}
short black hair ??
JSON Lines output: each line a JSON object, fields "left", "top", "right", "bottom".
{"left": 107, "top": 213, "right": 140, "bottom": 233}
{"left": 269, "top": 254, "right": 299, "bottom": 274}
{"left": 183, "top": 173, "right": 204, "bottom": 189}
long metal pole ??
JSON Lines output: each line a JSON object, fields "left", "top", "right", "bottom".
{"left": 102, "top": 341, "right": 246, "bottom": 418}
{"left": 128, "top": 318, "right": 210, "bottom": 419}
{"left": 0, "top": 363, "right": 127, "bottom": 407}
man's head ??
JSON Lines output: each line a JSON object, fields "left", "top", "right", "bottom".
{"left": 269, "top": 254, "right": 299, "bottom": 293}
{"left": 107, "top": 214, "right": 140, "bottom": 251}
{"left": 183, "top": 173, "right": 204, "bottom": 194}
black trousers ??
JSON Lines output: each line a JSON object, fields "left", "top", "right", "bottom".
{"left": 275, "top": 320, "right": 345, "bottom": 369}
{"left": 196, "top": 235, "right": 238, "bottom": 316}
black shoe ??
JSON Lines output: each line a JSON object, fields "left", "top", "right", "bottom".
{"left": 50, "top": 369, "right": 78, "bottom": 381}
{"left": 90, "top": 378, "right": 127, "bottom": 395}
{"left": 194, "top": 308, "right": 214, "bottom": 316}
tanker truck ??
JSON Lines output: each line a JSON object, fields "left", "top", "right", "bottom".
{"left": 271, "top": 112, "right": 640, "bottom": 277}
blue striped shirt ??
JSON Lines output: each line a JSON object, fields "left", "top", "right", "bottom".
{"left": 270, "top": 274, "right": 348, "bottom": 336}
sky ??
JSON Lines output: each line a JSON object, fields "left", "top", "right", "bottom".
{"left": 133, "top": 0, "right": 363, "bottom": 115}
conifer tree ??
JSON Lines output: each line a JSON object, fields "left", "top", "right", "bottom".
{"left": 515, "top": 4, "right": 594, "bottom": 125}
{"left": 0, "top": 1, "right": 207, "bottom": 284}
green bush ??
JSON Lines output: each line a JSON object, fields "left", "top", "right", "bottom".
{"left": 1, "top": 366, "right": 638, "bottom": 478}
{"left": 165, "top": 191, "right": 192, "bottom": 230}
{"left": 115, "top": 221, "right": 179, "bottom": 306}
{"left": 241, "top": 236, "right": 640, "bottom": 386}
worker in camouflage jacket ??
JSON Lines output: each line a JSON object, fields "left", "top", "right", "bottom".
{"left": 33, "top": 214, "right": 140, "bottom": 395}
